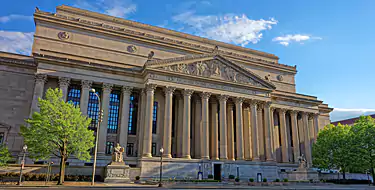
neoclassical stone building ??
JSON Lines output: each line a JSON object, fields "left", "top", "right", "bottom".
{"left": 0, "top": 6, "right": 332, "bottom": 180}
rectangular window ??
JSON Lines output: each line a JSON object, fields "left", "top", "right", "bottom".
{"left": 128, "top": 94, "right": 138, "bottom": 135}
{"left": 152, "top": 101, "right": 158, "bottom": 134}
{"left": 0, "top": 133, "right": 4, "bottom": 144}
{"left": 67, "top": 84, "right": 81, "bottom": 106}
{"left": 108, "top": 91, "right": 121, "bottom": 134}
{"left": 87, "top": 88, "right": 101, "bottom": 131}
{"left": 106, "top": 141, "right": 114, "bottom": 155}
{"left": 152, "top": 143, "right": 157, "bottom": 156}
{"left": 126, "top": 143, "right": 134, "bottom": 157}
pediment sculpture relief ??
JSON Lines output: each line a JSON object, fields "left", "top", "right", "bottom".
{"left": 161, "top": 59, "right": 262, "bottom": 87}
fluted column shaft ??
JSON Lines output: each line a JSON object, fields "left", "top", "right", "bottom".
{"left": 313, "top": 114, "right": 320, "bottom": 142}
{"left": 210, "top": 99, "right": 219, "bottom": 160}
{"left": 98, "top": 83, "right": 113, "bottom": 154}
{"left": 176, "top": 94, "right": 184, "bottom": 158}
{"left": 302, "top": 112, "right": 312, "bottom": 166}
{"left": 201, "top": 92, "right": 211, "bottom": 159}
{"left": 80, "top": 80, "right": 92, "bottom": 116}
{"left": 257, "top": 104, "right": 264, "bottom": 161}
{"left": 270, "top": 108, "right": 277, "bottom": 161}
{"left": 219, "top": 95, "right": 228, "bottom": 160}
{"left": 30, "top": 74, "right": 47, "bottom": 117}
{"left": 279, "top": 109, "right": 289, "bottom": 162}
{"left": 137, "top": 90, "right": 146, "bottom": 157}
{"left": 182, "top": 89, "right": 194, "bottom": 159}
{"left": 243, "top": 106, "right": 251, "bottom": 160}
{"left": 307, "top": 114, "right": 314, "bottom": 166}
{"left": 250, "top": 101, "right": 260, "bottom": 161}
{"left": 163, "top": 87, "right": 175, "bottom": 158}
{"left": 58, "top": 77, "right": 70, "bottom": 102}
{"left": 119, "top": 87, "right": 132, "bottom": 151}
{"left": 142, "top": 84, "right": 157, "bottom": 157}
{"left": 264, "top": 102, "right": 273, "bottom": 161}
{"left": 227, "top": 102, "right": 235, "bottom": 161}
{"left": 235, "top": 98, "right": 244, "bottom": 160}
{"left": 290, "top": 111, "right": 300, "bottom": 163}
{"left": 194, "top": 99, "right": 202, "bottom": 158}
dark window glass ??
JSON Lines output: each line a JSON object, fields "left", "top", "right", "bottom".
{"left": 152, "top": 143, "right": 157, "bottom": 156}
{"left": 106, "top": 141, "right": 114, "bottom": 155}
{"left": 152, "top": 101, "right": 158, "bottom": 134}
{"left": 67, "top": 84, "right": 81, "bottom": 106}
{"left": 108, "top": 90, "right": 120, "bottom": 134}
{"left": 87, "top": 88, "right": 101, "bottom": 131}
{"left": 126, "top": 143, "right": 134, "bottom": 157}
{"left": 128, "top": 94, "right": 139, "bottom": 135}
{"left": 0, "top": 133, "right": 3, "bottom": 144}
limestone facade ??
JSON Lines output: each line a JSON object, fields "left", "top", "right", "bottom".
{"left": 0, "top": 5, "right": 333, "bottom": 180}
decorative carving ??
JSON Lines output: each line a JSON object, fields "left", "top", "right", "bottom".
{"left": 200, "top": 92, "right": 211, "bottom": 100}
{"left": 277, "top": 75, "right": 284, "bottom": 81}
{"left": 183, "top": 89, "right": 194, "bottom": 97}
{"left": 219, "top": 95, "right": 229, "bottom": 102}
{"left": 58, "top": 31, "right": 70, "bottom": 40}
{"left": 145, "top": 84, "right": 157, "bottom": 93}
{"left": 308, "top": 113, "right": 314, "bottom": 120}
{"left": 234, "top": 97, "right": 244, "bottom": 105}
{"left": 127, "top": 45, "right": 137, "bottom": 53}
{"left": 279, "top": 108, "right": 287, "bottom": 114}
{"left": 147, "top": 51, "right": 155, "bottom": 60}
{"left": 103, "top": 83, "right": 113, "bottom": 92}
{"left": 256, "top": 103, "right": 263, "bottom": 111}
{"left": 265, "top": 74, "right": 271, "bottom": 81}
{"left": 164, "top": 86, "right": 176, "bottom": 95}
{"left": 113, "top": 143, "right": 124, "bottom": 162}
{"left": 298, "top": 154, "right": 308, "bottom": 168}
{"left": 81, "top": 80, "right": 92, "bottom": 89}
{"left": 122, "top": 86, "right": 133, "bottom": 94}
{"left": 35, "top": 74, "right": 47, "bottom": 83}
{"left": 58, "top": 77, "right": 70, "bottom": 87}
{"left": 161, "top": 59, "right": 261, "bottom": 86}
{"left": 289, "top": 110, "right": 298, "bottom": 116}
{"left": 263, "top": 101, "right": 272, "bottom": 108}
{"left": 212, "top": 45, "right": 219, "bottom": 54}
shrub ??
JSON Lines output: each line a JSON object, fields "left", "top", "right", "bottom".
{"left": 235, "top": 177, "right": 239, "bottom": 182}
{"left": 135, "top": 176, "right": 140, "bottom": 180}
{"left": 263, "top": 178, "right": 267, "bottom": 182}
{"left": 229, "top": 175, "right": 235, "bottom": 179}
{"left": 208, "top": 174, "right": 213, "bottom": 179}
{"left": 275, "top": 178, "right": 280, "bottom": 182}
{"left": 249, "top": 178, "right": 254, "bottom": 182}
{"left": 283, "top": 178, "right": 289, "bottom": 182}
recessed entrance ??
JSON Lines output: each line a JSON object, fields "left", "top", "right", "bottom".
{"left": 213, "top": 164, "right": 222, "bottom": 181}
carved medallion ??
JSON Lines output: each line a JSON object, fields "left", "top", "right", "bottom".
{"left": 277, "top": 75, "right": 283, "bottom": 81}
{"left": 127, "top": 45, "right": 137, "bottom": 53}
{"left": 57, "top": 32, "right": 70, "bottom": 40}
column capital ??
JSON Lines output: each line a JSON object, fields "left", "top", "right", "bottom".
{"left": 301, "top": 111, "right": 309, "bottom": 117}
{"left": 271, "top": 107, "right": 276, "bottom": 112}
{"left": 35, "top": 74, "right": 47, "bottom": 83}
{"left": 81, "top": 80, "right": 93, "bottom": 90}
{"left": 145, "top": 84, "right": 157, "bottom": 92}
{"left": 308, "top": 113, "right": 314, "bottom": 120}
{"left": 219, "top": 95, "right": 229, "bottom": 102}
{"left": 58, "top": 77, "right": 70, "bottom": 87}
{"left": 122, "top": 86, "right": 133, "bottom": 94}
{"left": 249, "top": 100, "right": 258, "bottom": 108}
{"left": 263, "top": 101, "right": 272, "bottom": 108}
{"left": 183, "top": 89, "right": 194, "bottom": 97}
{"left": 103, "top": 83, "right": 113, "bottom": 93}
{"left": 234, "top": 97, "right": 244, "bottom": 105}
{"left": 256, "top": 103, "right": 263, "bottom": 111}
{"left": 164, "top": 86, "right": 176, "bottom": 96}
{"left": 278, "top": 108, "right": 287, "bottom": 114}
{"left": 289, "top": 110, "right": 298, "bottom": 116}
{"left": 200, "top": 92, "right": 211, "bottom": 100}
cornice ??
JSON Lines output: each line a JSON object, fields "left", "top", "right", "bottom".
{"left": 34, "top": 7, "right": 296, "bottom": 71}
{"left": 0, "top": 52, "right": 36, "bottom": 68}
{"left": 271, "top": 91, "right": 322, "bottom": 106}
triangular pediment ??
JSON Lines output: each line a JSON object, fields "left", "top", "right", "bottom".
{"left": 146, "top": 54, "right": 276, "bottom": 90}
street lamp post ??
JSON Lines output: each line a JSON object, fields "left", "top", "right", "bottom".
{"left": 18, "top": 145, "right": 27, "bottom": 185}
{"left": 158, "top": 147, "right": 164, "bottom": 188}
{"left": 90, "top": 89, "right": 102, "bottom": 186}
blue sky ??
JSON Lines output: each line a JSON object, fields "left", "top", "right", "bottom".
{"left": 1, "top": 0, "right": 374, "bottom": 121}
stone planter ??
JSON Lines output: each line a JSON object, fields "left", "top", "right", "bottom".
{"left": 248, "top": 182, "right": 260, "bottom": 186}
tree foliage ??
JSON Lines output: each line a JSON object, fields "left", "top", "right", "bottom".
{"left": 21, "top": 88, "right": 94, "bottom": 184}
{"left": 0, "top": 144, "right": 11, "bottom": 166}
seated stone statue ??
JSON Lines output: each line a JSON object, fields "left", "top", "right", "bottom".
{"left": 113, "top": 143, "right": 124, "bottom": 162}
{"left": 297, "top": 154, "right": 307, "bottom": 168}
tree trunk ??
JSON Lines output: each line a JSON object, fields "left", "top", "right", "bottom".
{"left": 57, "top": 156, "right": 66, "bottom": 185}
{"left": 371, "top": 168, "right": 375, "bottom": 185}
{"left": 342, "top": 171, "right": 346, "bottom": 180}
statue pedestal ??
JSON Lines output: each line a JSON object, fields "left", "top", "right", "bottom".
{"left": 104, "top": 162, "right": 131, "bottom": 183}
{"left": 287, "top": 168, "right": 319, "bottom": 181}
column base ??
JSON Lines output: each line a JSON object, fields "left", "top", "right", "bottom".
{"left": 142, "top": 153, "right": 152, "bottom": 158}
{"left": 182, "top": 155, "right": 191, "bottom": 159}
{"left": 211, "top": 157, "right": 219, "bottom": 160}
{"left": 162, "top": 154, "right": 172, "bottom": 158}
{"left": 252, "top": 157, "right": 260, "bottom": 162}
{"left": 236, "top": 157, "right": 244, "bottom": 161}
{"left": 219, "top": 158, "right": 228, "bottom": 161}
{"left": 200, "top": 156, "right": 209, "bottom": 160}
{"left": 266, "top": 158, "right": 274, "bottom": 162}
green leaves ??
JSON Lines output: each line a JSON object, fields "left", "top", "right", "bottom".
{"left": 0, "top": 144, "right": 11, "bottom": 166}
{"left": 21, "top": 88, "right": 94, "bottom": 161}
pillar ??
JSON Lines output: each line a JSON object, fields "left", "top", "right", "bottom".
{"left": 250, "top": 101, "right": 259, "bottom": 161}
{"left": 29, "top": 74, "right": 47, "bottom": 117}
{"left": 142, "top": 84, "right": 157, "bottom": 157}
{"left": 227, "top": 102, "right": 235, "bottom": 161}
{"left": 119, "top": 86, "right": 132, "bottom": 152}
{"left": 194, "top": 98, "right": 202, "bottom": 158}
{"left": 137, "top": 90, "right": 146, "bottom": 157}
{"left": 263, "top": 102, "right": 273, "bottom": 161}
{"left": 210, "top": 98, "right": 219, "bottom": 160}
{"left": 279, "top": 109, "right": 289, "bottom": 162}
{"left": 307, "top": 113, "right": 314, "bottom": 166}
{"left": 201, "top": 92, "right": 211, "bottom": 159}
{"left": 162, "top": 87, "right": 175, "bottom": 158}
{"left": 219, "top": 95, "right": 228, "bottom": 160}
{"left": 176, "top": 93, "right": 184, "bottom": 158}
{"left": 80, "top": 80, "right": 92, "bottom": 116}
{"left": 290, "top": 110, "right": 300, "bottom": 163}
{"left": 235, "top": 98, "right": 244, "bottom": 160}
{"left": 243, "top": 106, "right": 251, "bottom": 160}
{"left": 98, "top": 83, "right": 112, "bottom": 154}
{"left": 270, "top": 107, "right": 277, "bottom": 161}
{"left": 313, "top": 113, "right": 320, "bottom": 142}
{"left": 302, "top": 112, "right": 312, "bottom": 166}
{"left": 58, "top": 77, "right": 70, "bottom": 102}
{"left": 257, "top": 104, "right": 264, "bottom": 161}
{"left": 182, "top": 89, "right": 193, "bottom": 159}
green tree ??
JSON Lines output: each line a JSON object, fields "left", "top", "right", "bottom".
{"left": 351, "top": 116, "right": 375, "bottom": 184}
{"left": 0, "top": 144, "right": 11, "bottom": 166}
{"left": 21, "top": 88, "right": 94, "bottom": 185}
{"left": 312, "top": 124, "right": 355, "bottom": 179}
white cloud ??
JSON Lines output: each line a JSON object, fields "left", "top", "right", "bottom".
{"left": 0, "top": 14, "right": 32, "bottom": 23}
{"left": 272, "top": 34, "right": 322, "bottom": 46}
{"left": 172, "top": 11, "right": 277, "bottom": 47}
{"left": 330, "top": 108, "right": 375, "bottom": 122}
{"left": 74, "top": 0, "right": 136, "bottom": 18}
{"left": 0, "top": 31, "right": 33, "bottom": 55}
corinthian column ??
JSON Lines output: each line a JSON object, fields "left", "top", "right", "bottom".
{"left": 98, "top": 83, "right": 113, "bottom": 154}
{"left": 235, "top": 98, "right": 244, "bottom": 160}
{"left": 119, "top": 86, "right": 132, "bottom": 151}
{"left": 201, "top": 92, "right": 211, "bottom": 159}
{"left": 279, "top": 109, "right": 289, "bottom": 163}
{"left": 210, "top": 98, "right": 219, "bottom": 160}
{"left": 313, "top": 113, "right": 320, "bottom": 142}
{"left": 219, "top": 95, "right": 228, "bottom": 160}
{"left": 80, "top": 80, "right": 92, "bottom": 116}
{"left": 142, "top": 84, "right": 157, "bottom": 157}
{"left": 243, "top": 106, "right": 251, "bottom": 160}
{"left": 290, "top": 110, "right": 300, "bottom": 163}
{"left": 263, "top": 102, "right": 273, "bottom": 161}
{"left": 29, "top": 74, "right": 47, "bottom": 117}
{"left": 250, "top": 101, "right": 260, "bottom": 161}
{"left": 302, "top": 112, "right": 312, "bottom": 167}
{"left": 257, "top": 104, "right": 264, "bottom": 161}
{"left": 182, "top": 89, "right": 194, "bottom": 159}
{"left": 163, "top": 87, "right": 175, "bottom": 158}
{"left": 137, "top": 89, "right": 146, "bottom": 157}
{"left": 227, "top": 102, "right": 235, "bottom": 161}
{"left": 194, "top": 98, "right": 202, "bottom": 158}
{"left": 58, "top": 77, "right": 70, "bottom": 102}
